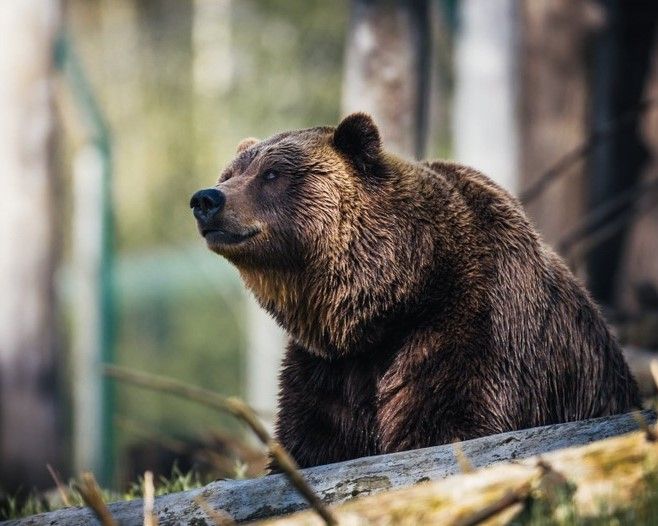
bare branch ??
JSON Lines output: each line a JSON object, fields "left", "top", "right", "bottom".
{"left": 143, "top": 471, "right": 158, "bottom": 526}
{"left": 520, "top": 98, "right": 657, "bottom": 205}
{"left": 104, "top": 365, "right": 337, "bottom": 526}
{"left": 557, "top": 176, "right": 658, "bottom": 253}
{"left": 76, "top": 472, "right": 117, "bottom": 526}
{"left": 194, "top": 496, "right": 235, "bottom": 526}
{"left": 46, "top": 464, "right": 71, "bottom": 508}
{"left": 454, "top": 483, "right": 530, "bottom": 526}
{"left": 565, "top": 189, "right": 658, "bottom": 265}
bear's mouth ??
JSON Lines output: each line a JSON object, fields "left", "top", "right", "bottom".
{"left": 202, "top": 227, "right": 259, "bottom": 246}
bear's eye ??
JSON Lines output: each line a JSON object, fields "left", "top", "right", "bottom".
{"left": 261, "top": 169, "right": 279, "bottom": 182}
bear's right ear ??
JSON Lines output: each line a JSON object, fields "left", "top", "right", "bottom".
{"left": 333, "top": 113, "right": 382, "bottom": 175}
{"left": 236, "top": 137, "right": 259, "bottom": 154}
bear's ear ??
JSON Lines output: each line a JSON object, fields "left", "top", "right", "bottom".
{"left": 333, "top": 113, "right": 382, "bottom": 175}
{"left": 236, "top": 137, "right": 259, "bottom": 154}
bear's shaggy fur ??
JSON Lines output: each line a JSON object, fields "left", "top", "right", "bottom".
{"left": 192, "top": 113, "right": 640, "bottom": 469}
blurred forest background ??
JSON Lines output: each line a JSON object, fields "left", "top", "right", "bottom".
{"left": 2, "top": 0, "right": 658, "bottom": 506}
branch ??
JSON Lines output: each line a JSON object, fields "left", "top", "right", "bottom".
{"left": 520, "top": 98, "right": 656, "bottom": 205}
{"left": 104, "top": 366, "right": 336, "bottom": 526}
{"left": 565, "top": 188, "right": 658, "bottom": 265}
{"left": 557, "top": 175, "right": 658, "bottom": 253}
{"left": 75, "top": 473, "right": 117, "bottom": 526}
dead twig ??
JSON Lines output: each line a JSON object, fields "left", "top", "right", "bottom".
{"left": 267, "top": 440, "right": 337, "bottom": 524}
{"left": 194, "top": 495, "right": 235, "bottom": 526}
{"left": 520, "top": 98, "right": 656, "bottom": 205}
{"left": 76, "top": 472, "right": 117, "bottom": 526}
{"left": 143, "top": 471, "right": 158, "bottom": 526}
{"left": 105, "top": 365, "right": 337, "bottom": 526}
{"left": 454, "top": 482, "right": 531, "bottom": 526}
{"left": 46, "top": 464, "right": 71, "bottom": 507}
{"left": 565, "top": 190, "right": 658, "bottom": 266}
{"left": 456, "top": 458, "right": 574, "bottom": 526}
{"left": 452, "top": 441, "right": 475, "bottom": 473}
{"left": 557, "top": 176, "right": 658, "bottom": 253}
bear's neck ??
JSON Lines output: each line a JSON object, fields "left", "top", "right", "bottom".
{"left": 240, "top": 164, "right": 469, "bottom": 359}
{"left": 241, "top": 264, "right": 417, "bottom": 358}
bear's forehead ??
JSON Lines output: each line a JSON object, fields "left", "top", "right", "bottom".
{"left": 232, "top": 126, "right": 334, "bottom": 172}
{"left": 255, "top": 126, "right": 333, "bottom": 152}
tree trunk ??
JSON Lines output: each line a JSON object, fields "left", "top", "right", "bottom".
{"left": 342, "top": 0, "right": 431, "bottom": 159}
{"left": 586, "top": 2, "right": 658, "bottom": 306}
{"left": 452, "top": 0, "right": 519, "bottom": 193}
{"left": 615, "top": 9, "right": 658, "bottom": 315}
{"left": 0, "top": 0, "right": 62, "bottom": 490}
{"left": 518, "top": 1, "right": 590, "bottom": 254}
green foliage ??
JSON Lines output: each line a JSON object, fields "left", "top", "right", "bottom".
{"left": 113, "top": 253, "right": 247, "bottom": 476}
{"left": 512, "top": 466, "right": 658, "bottom": 525}
{"left": 1, "top": 493, "right": 51, "bottom": 521}
{"left": 0, "top": 465, "right": 205, "bottom": 520}
{"left": 69, "top": 0, "right": 348, "bottom": 251}
{"left": 63, "top": 0, "right": 349, "bottom": 481}
{"left": 125, "top": 464, "right": 207, "bottom": 500}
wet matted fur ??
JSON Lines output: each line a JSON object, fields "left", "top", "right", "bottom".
{"left": 192, "top": 113, "right": 641, "bottom": 469}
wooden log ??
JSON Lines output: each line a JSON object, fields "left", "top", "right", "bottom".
{"left": 4, "top": 410, "right": 653, "bottom": 526}
{"left": 261, "top": 412, "right": 658, "bottom": 525}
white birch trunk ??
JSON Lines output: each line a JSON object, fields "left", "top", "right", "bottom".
{"left": 342, "top": 0, "right": 431, "bottom": 159}
{"left": 71, "top": 146, "right": 106, "bottom": 476}
{"left": 0, "top": 0, "right": 62, "bottom": 490}
{"left": 453, "top": 0, "right": 519, "bottom": 193}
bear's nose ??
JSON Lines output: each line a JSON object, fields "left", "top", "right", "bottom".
{"left": 190, "top": 188, "right": 226, "bottom": 220}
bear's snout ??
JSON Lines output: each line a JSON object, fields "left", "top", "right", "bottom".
{"left": 190, "top": 188, "right": 225, "bottom": 223}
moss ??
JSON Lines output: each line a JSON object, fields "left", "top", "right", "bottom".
{"left": 511, "top": 465, "right": 658, "bottom": 525}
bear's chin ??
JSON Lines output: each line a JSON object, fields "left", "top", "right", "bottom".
{"left": 203, "top": 228, "right": 259, "bottom": 249}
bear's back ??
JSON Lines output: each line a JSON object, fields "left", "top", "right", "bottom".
{"left": 423, "top": 160, "right": 640, "bottom": 424}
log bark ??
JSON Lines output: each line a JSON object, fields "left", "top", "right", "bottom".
{"left": 4, "top": 410, "right": 653, "bottom": 526}
{"left": 262, "top": 414, "right": 658, "bottom": 525}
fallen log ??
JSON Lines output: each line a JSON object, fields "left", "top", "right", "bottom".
{"left": 4, "top": 410, "right": 653, "bottom": 526}
{"left": 261, "top": 413, "right": 658, "bottom": 525}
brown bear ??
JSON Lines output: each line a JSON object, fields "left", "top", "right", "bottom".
{"left": 190, "top": 113, "right": 641, "bottom": 469}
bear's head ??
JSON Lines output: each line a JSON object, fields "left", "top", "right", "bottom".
{"left": 191, "top": 113, "right": 438, "bottom": 356}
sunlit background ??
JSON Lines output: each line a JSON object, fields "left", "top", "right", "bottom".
{"left": 1, "top": 0, "right": 658, "bottom": 511}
